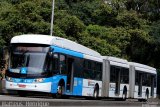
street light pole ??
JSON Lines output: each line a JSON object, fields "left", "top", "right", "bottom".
{"left": 50, "top": 0, "right": 55, "bottom": 36}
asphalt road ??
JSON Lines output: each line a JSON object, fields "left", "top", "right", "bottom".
{"left": 0, "top": 95, "right": 159, "bottom": 107}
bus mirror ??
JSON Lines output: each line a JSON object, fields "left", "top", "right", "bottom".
{"left": 49, "top": 47, "right": 54, "bottom": 52}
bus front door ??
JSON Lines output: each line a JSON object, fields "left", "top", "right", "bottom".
{"left": 66, "top": 58, "right": 74, "bottom": 93}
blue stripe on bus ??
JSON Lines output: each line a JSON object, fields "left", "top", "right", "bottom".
{"left": 51, "top": 46, "right": 83, "bottom": 58}
{"left": 10, "top": 77, "right": 53, "bottom": 83}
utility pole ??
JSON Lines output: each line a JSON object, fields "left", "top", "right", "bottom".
{"left": 50, "top": 0, "right": 55, "bottom": 36}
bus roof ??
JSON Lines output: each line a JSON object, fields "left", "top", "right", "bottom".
{"left": 11, "top": 34, "right": 101, "bottom": 58}
{"left": 129, "top": 62, "right": 156, "bottom": 74}
{"left": 102, "top": 56, "right": 129, "bottom": 68}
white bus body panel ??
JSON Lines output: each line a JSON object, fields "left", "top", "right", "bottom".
{"left": 82, "top": 79, "right": 102, "bottom": 97}
{"left": 109, "top": 83, "right": 129, "bottom": 98}
{"left": 134, "top": 86, "right": 156, "bottom": 99}
{"left": 154, "top": 88, "right": 157, "bottom": 98}
{"left": 129, "top": 62, "right": 156, "bottom": 74}
{"left": 107, "top": 56, "right": 129, "bottom": 68}
{"left": 134, "top": 86, "right": 151, "bottom": 99}
{"left": 6, "top": 81, "right": 52, "bottom": 93}
{"left": 11, "top": 34, "right": 101, "bottom": 58}
{"left": 84, "top": 54, "right": 102, "bottom": 63}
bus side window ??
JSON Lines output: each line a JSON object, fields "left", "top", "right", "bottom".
{"left": 83, "top": 60, "right": 92, "bottom": 79}
{"left": 135, "top": 71, "right": 139, "bottom": 85}
{"left": 74, "top": 58, "right": 83, "bottom": 78}
{"left": 95, "top": 63, "right": 102, "bottom": 80}
{"left": 60, "top": 54, "right": 67, "bottom": 74}
{"left": 120, "top": 68, "right": 129, "bottom": 84}
{"left": 154, "top": 75, "right": 157, "bottom": 88}
{"left": 110, "top": 66, "right": 116, "bottom": 83}
{"left": 52, "top": 53, "right": 59, "bottom": 74}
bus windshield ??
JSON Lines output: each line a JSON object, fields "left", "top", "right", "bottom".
{"left": 10, "top": 45, "right": 50, "bottom": 75}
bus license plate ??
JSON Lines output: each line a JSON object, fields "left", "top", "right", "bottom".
{"left": 18, "top": 84, "right": 26, "bottom": 88}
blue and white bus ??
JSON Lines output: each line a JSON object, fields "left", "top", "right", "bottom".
{"left": 5, "top": 34, "right": 157, "bottom": 101}
{"left": 5, "top": 34, "right": 103, "bottom": 98}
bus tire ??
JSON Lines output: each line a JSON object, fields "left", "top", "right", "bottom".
{"left": 122, "top": 85, "right": 127, "bottom": 101}
{"left": 56, "top": 79, "right": 65, "bottom": 99}
{"left": 145, "top": 88, "right": 149, "bottom": 101}
{"left": 93, "top": 85, "right": 99, "bottom": 99}
{"left": 56, "top": 85, "right": 64, "bottom": 98}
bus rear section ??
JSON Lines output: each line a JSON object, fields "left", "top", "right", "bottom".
{"left": 102, "top": 56, "right": 130, "bottom": 100}
{"left": 129, "top": 62, "right": 157, "bottom": 101}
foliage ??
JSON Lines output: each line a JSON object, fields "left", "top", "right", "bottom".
{"left": 78, "top": 32, "right": 121, "bottom": 56}
{"left": 55, "top": 12, "right": 85, "bottom": 38}
{"left": 125, "top": 0, "right": 160, "bottom": 21}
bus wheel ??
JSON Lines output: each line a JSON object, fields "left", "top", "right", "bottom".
{"left": 122, "top": 93, "right": 127, "bottom": 101}
{"left": 93, "top": 86, "right": 99, "bottom": 99}
{"left": 145, "top": 88, "right": 149, "bottom": 101}
{"left": 56, "top": 85, "right": 64, "bottom": 99}
{"left": 122, "top": 86, "right": 127, "bottom": 101}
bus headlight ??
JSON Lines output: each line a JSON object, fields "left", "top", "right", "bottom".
{"left": 35, "top": 78, "right": 44, "bottom": 83}
{"left": 6, "top": 76, "right": 13, "bottom": 82}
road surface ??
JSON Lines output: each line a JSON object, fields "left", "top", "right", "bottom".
{"left": 0, "top": 94, "right": 159, "bottom": 107}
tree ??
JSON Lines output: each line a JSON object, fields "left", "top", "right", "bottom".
{"left": 148, "top": 20, "right": 160, "bottom": 68}
{"left": 55, "top": 12, "right": 85, "bottom": 39}
{"left": 125, "top": 0, "right": 160, "bottom": 21}
{"left": 78, "top": 32, "right": 121, "bottom": 56}
{"left": 84, "top": 25, "right": 131, "bottom": 58}
{"left": 68, "top": 0, "right": 104, "bottom": 25}
{"left": 117, "top": 10, "right": 148, "bottom": 29}
{"left": 126, "top": 29, "right": 154, "bottom": 64}
{"left": 92, "top": 3, "right": 118, "bottom": 27}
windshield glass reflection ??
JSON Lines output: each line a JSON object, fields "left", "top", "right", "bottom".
{"left": 10, "top": 46, "right": 49, "bottom": 75}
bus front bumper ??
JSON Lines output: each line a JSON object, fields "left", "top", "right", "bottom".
{"left": 5, "top": 81, "right": 52, "bottom": 93}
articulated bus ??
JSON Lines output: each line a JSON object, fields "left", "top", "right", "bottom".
{"left": 5, "top": 34, "right": 157, "bottom": 101}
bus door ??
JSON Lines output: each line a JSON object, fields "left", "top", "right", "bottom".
{"left": 115, "top": 67, "right": 120, "bottom": 95}
{"left": 138, "top": 73, "right": 142, "bottom": 97}
{"left": 66, "top": 58, "right": 74, "bottom": 93}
